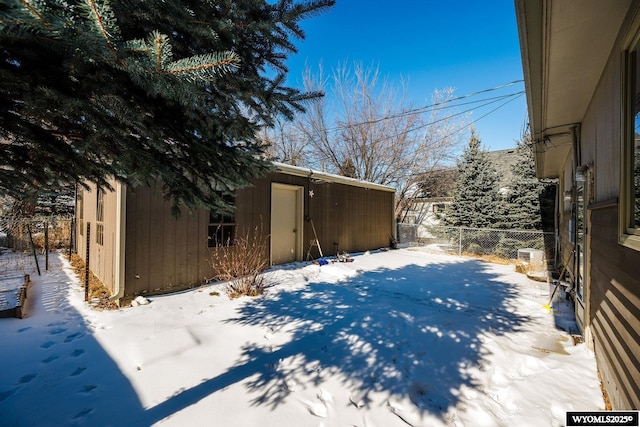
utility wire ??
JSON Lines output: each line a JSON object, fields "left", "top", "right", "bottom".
{"left": 343, "top": 90, "right": 525, "bottom": 146}
{"left": 323, "top": 79, "right": 525, "bottom": 132}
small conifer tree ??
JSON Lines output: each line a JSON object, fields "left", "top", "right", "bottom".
{"left": 501, "top": 133, "right": 546, "bottom": 230}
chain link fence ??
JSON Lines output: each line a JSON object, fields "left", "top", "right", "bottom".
{"left": 397, "top": 223, "right": 556, "bottom": 263}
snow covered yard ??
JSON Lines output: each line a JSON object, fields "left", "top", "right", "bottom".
{"left": 0, "top": 249, "right": 603, "bottom": 426}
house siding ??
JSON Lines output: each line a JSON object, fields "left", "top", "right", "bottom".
{"left": 572, "top": 9, "right": 640, "bottom": 409}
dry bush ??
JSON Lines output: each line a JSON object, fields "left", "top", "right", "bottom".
{"left": 70, "top": 254, "right": 118, "bottom": 310}
{"left": 210, "top": 224, "right": 270, "bottom": 299}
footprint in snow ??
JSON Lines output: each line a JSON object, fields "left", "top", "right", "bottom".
{"left": 349, "top": 391, "right": 366, "bottom": 408}
{"left": 317, "top": 388, "right": 333, "bottom": 404}
{"left": 70, "top": 367, "right": 87, "bottom": 377}
{"left": 0, "top": 389, "right": 16, "bottom": 402}
{"left": 80, "top": 385, "right": 97, "bottom": 394}
{"left": 71, "top": 349, "right": 85, "bottom": 357}
{"left": 73, "top": 408, "right": 93, "bottom": 419}
{"left": 300, "top": 389, "right": 333, "bottom": 418}
{"left": 64, "top": 332, "right": 84, "bottom": 343}
{"left": 49, "top": 328, "right": 67, "bottom": 335}
{"left": 48, "top": 321, "right": 67, "bottom": 327}
{"left": 16, "top": 327, "right": 31, "bottom": 333}
{"left": 41, "top": 354, "right": 59, "bottom": 364}
{"left": 40, "top": 341, "right": 55, "bottom": 349}
{"left": 18, "top": 373, "right": 36, "bottom": 384}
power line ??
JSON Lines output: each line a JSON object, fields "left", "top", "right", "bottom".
{"left": 323, "top": 79, "right": 525, "bottom": 132}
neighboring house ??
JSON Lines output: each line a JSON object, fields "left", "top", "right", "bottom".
{"left": 398, "top": 168, "right": 456, "bottom": 228}
{"left": 75, "top": 162, "right": 395, "bottom": 303}
{"left": 516, "top": 0, "right": 640, "bottom": 408}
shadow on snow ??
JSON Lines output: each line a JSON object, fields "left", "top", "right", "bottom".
{"left": 0, "top": 253, "right": 538, "bottom": 425}
{"left": 142, "top": 256, "right": 534, "bottom": 423}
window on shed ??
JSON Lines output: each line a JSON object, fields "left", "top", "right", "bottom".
{"left": 78, "top": 188, "right": 84, "bottom": 236}
{"left": 96, "top": 188, "right": 104, "bottom": 246}
{"left": 208, "top": 195, "right": 236, "bottom": 247}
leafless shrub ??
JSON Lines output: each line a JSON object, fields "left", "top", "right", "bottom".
{"left": 210, "top": 224, "right": 270, "bottom": 299}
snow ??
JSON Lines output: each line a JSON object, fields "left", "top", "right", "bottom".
{"left": 0, "top": 249, "right": 604, "bottom": 426}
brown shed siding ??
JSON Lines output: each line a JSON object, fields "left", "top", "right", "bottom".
{"left": 116, "top": 170, "right": 393, "bottom": 298}
{"left": 238, "top": 171, "right": 394, "bottom": 259}
{"left": 123, "top": 184, "right": 212, "bottom": 297}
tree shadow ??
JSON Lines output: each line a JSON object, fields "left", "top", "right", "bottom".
{"left": 0, "top": 252, "right": 146, "bottom": 426}
{"left": 1, "top": 252, "right": 535, "bottom": 425}
{"left": 139, "top": 256, "right": 533, "bottom": 423}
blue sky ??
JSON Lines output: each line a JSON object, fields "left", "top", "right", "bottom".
{"left": 284, "top": 0, "right": 527, "bottom": 151}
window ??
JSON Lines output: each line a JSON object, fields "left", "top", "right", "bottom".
{"left": 630, "top": 47, "right": 640, "bottom": 231}
{"left": 78, "top": 188, "right": 84, "bottom": 236}
{"left": 208, "top": 195, "right": 236, "bottom": 247}
{"left": 96, "top": 188, "right": 104, "bottom": 246}
{"left": 621, "top": 40, "right": 640, "bottom": 249}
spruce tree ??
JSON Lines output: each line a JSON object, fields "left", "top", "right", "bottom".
{"left": 502, "top": 133, "right": 546, "bottom": 230}
{"left": 0, "top": 0, "right": 333, "bottom": 213}
{"left": 444, "top": 129, "right": 502, "bottom": 228}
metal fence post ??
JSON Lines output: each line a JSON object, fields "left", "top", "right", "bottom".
{"left": 26, "top": 223, "right": 41, "bottom": 276}
{"left": 85, "top": 222, "right": 90, "bottom": 301}
{"left": 44, "top": 220, "right": 49, "bottom": 271}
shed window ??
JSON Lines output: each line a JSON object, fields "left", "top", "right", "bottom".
{"left": 96, "top": 188, "right": 104, "bottom": 246}
{"left": 78, "top": 188, "right": 84, "bottom": 236}
{"left": 208, "top": 195, "right": 236, "bottom": 247}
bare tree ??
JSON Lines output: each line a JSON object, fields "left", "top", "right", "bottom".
{"left": 258, "top": 116, "right": 310, "bottom": 166}
{"left": 295, "top": 62, "right": 469, "bottom": 220}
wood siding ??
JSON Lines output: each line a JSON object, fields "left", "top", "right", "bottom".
{"left": 124, "top": 183, "right": 210, "bottom": 297}
{"left": 569, "top": 7, "right": 640, "bottom": 409}
{"left": 589, "top": 204, "right": 640, "bottom": 409}
{"left": 119, "top": 171, "right": 394, "bottom": 298}
{"left": 75, "top": 181, "right": 118, "bottom": 294}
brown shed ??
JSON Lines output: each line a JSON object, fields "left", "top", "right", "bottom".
{"left": 75, "top": 162, "right": 395, "bottom": 302}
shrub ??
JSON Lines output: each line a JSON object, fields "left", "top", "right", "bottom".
{"left": 494, "top": 237, "right": 524, "bottom": 260}
{"left": 210, "top": 224, "right": 270, "bottom": 299}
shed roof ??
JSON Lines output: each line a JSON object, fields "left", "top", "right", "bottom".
{"left": 274, "top": 162, "right": 396, "bottom": 193}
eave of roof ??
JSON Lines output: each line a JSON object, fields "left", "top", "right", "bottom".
{"left": 273, "top": 162, "right": 396, "bottom": 193}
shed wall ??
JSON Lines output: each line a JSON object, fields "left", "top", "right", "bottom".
{"left": 75, "top": 181, "right": 118, "bottom": 294}
{"left": 121, "top": 172, "right": 394, "bottom": 298}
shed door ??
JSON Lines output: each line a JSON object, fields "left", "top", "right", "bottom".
{"left": 271, "top": 184, "right": 303, "bottom": 265}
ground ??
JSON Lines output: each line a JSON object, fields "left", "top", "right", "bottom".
{"left": 0, "top": 249, "right": 603, "bottom": 426}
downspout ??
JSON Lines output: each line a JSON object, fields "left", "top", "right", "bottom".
{"left": 109, "top": 182, "right": 127, "bottom": 306}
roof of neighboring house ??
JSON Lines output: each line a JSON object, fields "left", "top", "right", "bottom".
{"left": 273, "top": 162, "right": 396, "bottom": 193}
{"left": 486, "top": 148, "right": 519, "bottom": 190}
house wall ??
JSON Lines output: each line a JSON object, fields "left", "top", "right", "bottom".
{"left": 75, "top": 181, "right": 119, "bottom": 294}
{"left": 571, "top": 9, "right": 640, "bottom": 409}
{"left": 119, "top": 171, "right": 394, "bottom": 299}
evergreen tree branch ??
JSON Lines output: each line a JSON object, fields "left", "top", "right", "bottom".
{"left": 86, "top": 0, "right": 119, "bottom": 62}
{"left": 20, "top": 0, "right": 48, "bottom": 26}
